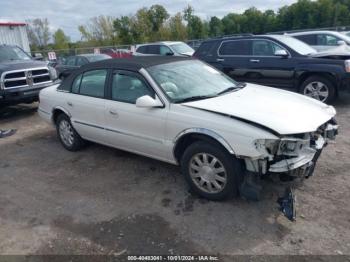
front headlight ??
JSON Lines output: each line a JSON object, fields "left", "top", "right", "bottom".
{"left": 278, "top": 138, "right": 310, "bottom": 156}
{"left": 345, "top": 60, "right": 350, "bottom": 73}
{"left": 48, "top": 66, "right": 58, "bottom": 80}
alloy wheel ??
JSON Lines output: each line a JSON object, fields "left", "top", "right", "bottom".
{"left": 303, "top": 81, "right": 329, "bottom": 102}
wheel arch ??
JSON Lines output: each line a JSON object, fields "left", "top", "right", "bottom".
{"left": 52, "top": 106, "right": 71, "bottom": 124}
{"left": 298, "top": 72, "right": 338, "bottom": 93}
{"left": 173, "top": 128, "right": 235, "bottom": 164}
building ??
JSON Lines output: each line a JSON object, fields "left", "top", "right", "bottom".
{"left": 0, "top": 21, "right": 30, "bottom": 53}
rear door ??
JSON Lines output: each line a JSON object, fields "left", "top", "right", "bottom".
{"left": 212, "top": 39, "right": 252, "bottom": 82}
{"left": 67, "top": 69, "right": 108, "bottom": 143}
{"left": 244, "top": 39, "right": 296, "bottom": 89}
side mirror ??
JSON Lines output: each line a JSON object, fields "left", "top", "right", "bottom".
{"left": 136, "top": 95, "right": 163, "bottom": 108}
{"left": 165, "top": 52, "right": 174, "bottom": 56}
{"left": 274, "top": 49, "right": 289, "bottom": 58}
{"left": 337, "top": 40, "right": 346, "bottom": 46}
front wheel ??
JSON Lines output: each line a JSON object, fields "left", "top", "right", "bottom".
{"left": 181, "top": 141, "right": 243, "bottom": 201}
{"left": 300, "top": 76, "right": 336, "bottom": 103}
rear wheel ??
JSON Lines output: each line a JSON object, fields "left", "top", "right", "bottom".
{"left": 300, "top": 76, "right": 336, "bottom": 103}
{"left": 56, "top": 114, "right": 85, "bottom": 151}
{"left": 181, "top": 141, "right": 243, "bottom": 200}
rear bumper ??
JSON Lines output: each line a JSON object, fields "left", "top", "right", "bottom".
{"left": 0, "top": 83, "right": 52, "bottom": 106}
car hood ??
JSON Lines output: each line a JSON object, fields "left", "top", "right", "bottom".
{"left": 182, "top": 83, "right": 336, "bottom": 135}
{"left": 310, "top": 45, "right": 350, "bottom": 59}
{"left": 0, "top": 60, "right": 48, "bottom": 73}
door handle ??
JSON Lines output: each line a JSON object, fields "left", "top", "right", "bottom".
{"left": 109, "top": 109, "right": 118, "bottom": 116}
{"left": 216, "top": 58, "right": 225, "bottom": 62}
{"left": 250, "top": 59, "right": 260, "bottom": 63}
{"left": 67, "top": 101, "right": 73, "bottom": 107}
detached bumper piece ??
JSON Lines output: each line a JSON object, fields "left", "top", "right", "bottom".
{"left": 277, "top": 187, "right": 296, "bottom": 221}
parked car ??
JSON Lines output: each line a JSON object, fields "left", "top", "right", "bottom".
{"left": 55, "top": 53, "right": 111, "bottom": 79}
{"left": 288, "top": 30, "right": 350, "bottom": 51}
{"left": 0, "top": 44, "right": 57, "bottom": 106}
{"left": 100, "top": 48, "right": 133, "bottom": 59}
{"left": 38, "top": 57, "right": 337, "bottom": 217}
{"left": 134, "top": 41, "right": 194, "bottom": 56}
{"left": 194, "top": 34, "right": 350, "bottom": 103}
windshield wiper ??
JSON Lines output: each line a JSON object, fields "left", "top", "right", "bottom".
{"left": 217, "top": 83, "right": 246, "bottom": 96}
{"left": 175, "top": 95, "right": 216, "bottom": 103}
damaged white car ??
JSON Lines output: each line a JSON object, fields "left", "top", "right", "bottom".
{"left": 39, "top": 57, "right": 338, "bottom": 218}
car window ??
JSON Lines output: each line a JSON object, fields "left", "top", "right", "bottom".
{"left": 317, "top": 34, "right": 340, "bottom": 46}
{"left": 136, "top": 46, "right": 147, "bottom": 54}
{"left": 159, "top": 45, "right": 172, "bottom": 55}
{"left": 112, "top": 71, "right": 155, "bottom": 104}
{"left": 195, "top": 41, "right": 216, "bottom": 57}
{"left": 79, "top": 70, "right": 107, "bottom": 98}
{"left": 65, "top": 56, "right": 76, "bottom": 66}
{"left": 72, "top": 75, "right": 82, "bottom": 94}
{"left": 147, "top": 45, "right": 160, "bottom": 55}
{"left": 294, "top": 34, "right": 317, "bottom": 45}
{"left": 219, "top": 40, "right": 251, "bottom": 56}
{"left": 252, "top": 40, "right": 284, "bottom": 56}
{"left": 76, "top": 57, "right": 88, "bottom": 66}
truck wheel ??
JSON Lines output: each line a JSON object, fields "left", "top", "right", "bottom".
{"left": 56, "top": 114, "right": 84, "bottom": 151}
{"left": 300, "top": 76, "right": 336, "bottom": 103}
{"left": 180, "top": 141, "right": 243, "bottom": 201}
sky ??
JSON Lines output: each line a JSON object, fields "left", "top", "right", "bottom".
{"left": 0, "top": 0, "right": 298, "bottom": 41}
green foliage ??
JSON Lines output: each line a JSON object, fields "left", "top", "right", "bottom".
{"left": 26, "top": 18, "right": 51, "bottom": 50}
{"left": 37, "top": 0, "right": 350, "bottom": 49}
{"left": 53, "top": 29, "right": 70, "bottom": 50}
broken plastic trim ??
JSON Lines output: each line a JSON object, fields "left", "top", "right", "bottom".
{"left": 277, "top": 187, "right": 296, "bottom": 221}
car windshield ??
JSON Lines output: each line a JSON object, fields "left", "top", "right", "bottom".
{"left": 0, "top": 46, "right": 31, "bottom": 62}
{"left": 147, "top": 60, "right": 240, "bottom": 103}
{"left": 271, "top": 35, "right": 317, "bottom": 55}
{"left": 86, "top": 54, "right": 111, "bottom": 62}
{"left": 170, "top": 43, "right": 194, "bottom": 55}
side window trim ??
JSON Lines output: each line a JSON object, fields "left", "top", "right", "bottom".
{"left": 70, "top": 68, "right": 109, "bottom": 99}
{"left": 107, "top": 69, "right": 162, "bottom": 105}
{"left": 217, "top": 38, "right": 291, "bottom": 58}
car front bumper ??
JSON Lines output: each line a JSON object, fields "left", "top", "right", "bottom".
{"left": 0, "top": 82, "right": 54, "bottom": 106}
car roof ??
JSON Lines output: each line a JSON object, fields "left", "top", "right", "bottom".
{"left": 137, "top": 41, "right": 184, "bottom": 47}
{"left": 77, "top": 53, "right": 109, "bottom": 57}
{"left": 288, "top": 30, "right": 344, "bottom": 36}
{"left": 80, "top": 56, "right": 194, "bottom": 71}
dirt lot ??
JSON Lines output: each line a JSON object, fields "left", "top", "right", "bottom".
{"left": 0, "top": 95, "right": 350, "bottom": 258}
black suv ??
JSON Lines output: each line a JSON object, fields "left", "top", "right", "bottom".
{"left": 194, "top": 34, "right": 350, "bottom": 103}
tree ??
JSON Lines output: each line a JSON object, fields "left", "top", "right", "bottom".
{"left": 209, "top": 16, "right": 223, "bottom": 37}
{"left": 78, "top": 15, "right": 116, "bottom": 46}
{"left": 53, "top": 29, "right": 70, "bottom": 50}
{"left": 168, "top": 12, "right": 187, "bottom": 40}
{"left": 26, "top": 18, "right": 50, "bottom": 50}
{"left": 148, "top": 5, "right": 169, "bottom": 33}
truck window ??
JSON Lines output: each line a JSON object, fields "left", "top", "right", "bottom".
{"left": 219, "top": 40, "right": 251, "bottom": 56}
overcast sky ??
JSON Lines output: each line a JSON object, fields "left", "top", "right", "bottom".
{"left": 0, "top": 0, "right": 297, "bottom": 41}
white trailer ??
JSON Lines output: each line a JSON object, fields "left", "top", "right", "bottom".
{"left": 0, "top": 22, "right": 30, "bottom": 53}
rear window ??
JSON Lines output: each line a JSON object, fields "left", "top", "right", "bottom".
{"left": 294, "top": 34, "right": 317, "bottom": 45}
{"left": 219, "top": 40, "right": 251, "bottom": 56}
{"left": 194, "top": 41, "right": 217, "bottom": 57}
{"left": 136, "top": 46, "right": 147, "bottom": 54}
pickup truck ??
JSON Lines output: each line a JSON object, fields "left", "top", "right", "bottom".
{"left": 0, "top": 44, "right": 57, "bottom": 106}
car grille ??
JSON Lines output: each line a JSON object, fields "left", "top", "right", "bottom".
{"left": 1, "top": 68, "right": 52, "bottom": 89}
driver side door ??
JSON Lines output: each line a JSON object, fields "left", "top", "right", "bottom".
{"left": 104, "top": 70, "right": 168, "bottom": 161}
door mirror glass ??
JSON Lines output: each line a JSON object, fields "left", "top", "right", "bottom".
{"left": 274, "top": 49, "right": 288, "bottom": 57}
{"left": 136, "top": 95, "right": 163, "bottom": 108}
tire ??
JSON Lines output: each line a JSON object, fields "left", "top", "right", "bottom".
{"left": 300, "top": 76, "right": 336, "bottom": 104}
{"left": 55, "top": 114, "right": 85, "bottom": 151}
{"left": 180, "top": 141, "right": 243, "bottom": 201}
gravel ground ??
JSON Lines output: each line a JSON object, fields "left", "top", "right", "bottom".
{"left": 0, "top": 95, "right": 349, "bottom": 258}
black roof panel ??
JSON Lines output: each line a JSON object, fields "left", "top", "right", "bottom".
{"left": 81, "top": 56, "right": 194, "bottom": 71}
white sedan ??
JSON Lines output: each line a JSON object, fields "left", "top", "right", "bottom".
{"left": 38, "top": 57, "right": 338, "bottom": 201}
